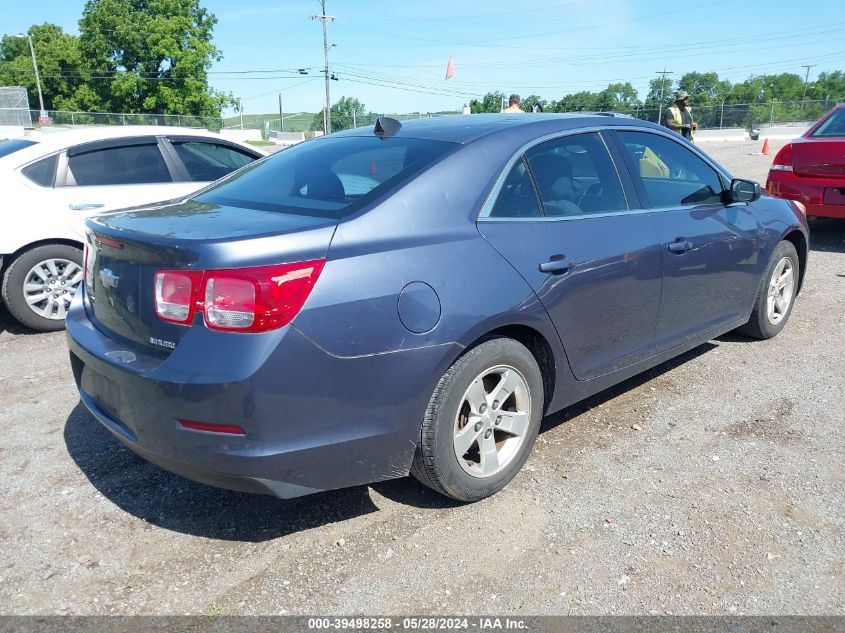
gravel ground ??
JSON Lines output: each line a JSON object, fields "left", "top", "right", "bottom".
{"left": 0, "top": 141, "right": 843, "bottom": 616}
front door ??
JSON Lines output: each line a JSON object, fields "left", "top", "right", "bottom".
{"left": 478, "top": 132, "right": 662, "bottom": 381}
{"left": 613, "top": 130, "right": 763, "bottom": 350}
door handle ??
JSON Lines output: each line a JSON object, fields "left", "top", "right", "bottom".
{"left": 668, "top": 239, "right": 693, "bottom": 254}
{"left": 539, "top": 255, "right": 574, "bottom": 274}
{"left": 69, "top": 201, "right": 105, "bottom": 211}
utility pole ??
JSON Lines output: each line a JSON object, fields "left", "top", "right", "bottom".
{"left": 655, "top": 68, "right": 673, "bottom": 125}
{"left": 279, "top": 92, "right": 285, "bottom": 133}
{"left": 14, "top": 33, "right": 44, "bottom": 114}
{"left": 800, "top": 64, "right": 815, "bottom": 112}
{"left": 311, "top": 1, "right": 336, "bottom": 134}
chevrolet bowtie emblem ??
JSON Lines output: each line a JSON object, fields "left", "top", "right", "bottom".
{"left": 99, "top": 268, "right": 120, "bottom": 288}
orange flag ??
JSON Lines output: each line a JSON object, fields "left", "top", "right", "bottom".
{"left": 445, "top": 55, "right": 455, "bottom": 80}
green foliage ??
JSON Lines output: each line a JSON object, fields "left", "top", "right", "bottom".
{"left": 310, "top": 96, "right": 367, "bottom": 132}
{"left": 77, "top": 0, "right": 231, "bottom": 115}
{"left": 469, "top": 91, "right": 505, "bottom": 113}
{"left": 0, "top": 1, "right": 232, "bottom": 117}
{"left": 0, "top": 24, "right": 83, "bottom": 111}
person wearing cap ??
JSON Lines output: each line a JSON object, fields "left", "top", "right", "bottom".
{"left": 503, "top": 94, "right": 524, "bottom": 113}
{"left": 664, "top": 90, "right": 697, "bottom": 141}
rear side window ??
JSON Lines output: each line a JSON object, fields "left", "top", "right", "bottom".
{"left": 526, "top": 132, "right": 627, "bottom": 217}
{"left": 196, "top": 136, "right": 456, "bottom": 219}
{"left": 490, "top": 158, "right": 542, "bottom": 218}
{"left": 617, "top": 131, "right": 723, "bottom": 207}
{"left": 67, "top": 144, "right": 172, "bottom": 186}
{"left": 170, "top": 141, "right": 255, "bottom": 182}
{"left": 809, "top": 108, "right": 845, "bottom": 137}
{"left": 21, "top": 154, "right": 58, "bottom": 187}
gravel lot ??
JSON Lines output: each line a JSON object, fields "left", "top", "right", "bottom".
{"left": 0, "top": 141, "right": 843, "bottom": 616}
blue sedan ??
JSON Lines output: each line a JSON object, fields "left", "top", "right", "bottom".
{"left": 67, "top": 114, "right": 809, "bottom": 502}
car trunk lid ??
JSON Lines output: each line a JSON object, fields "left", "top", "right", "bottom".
{"left": 792, "top": 138, "right": 845, "bottom": 178}
{"left": 84, "top": 199, "right": 337, "bottom": 353}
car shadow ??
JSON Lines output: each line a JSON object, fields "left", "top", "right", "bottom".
{"left": 64, "top": 401, "right": 380, "bottom": 542}
{"left": 809, "top": 218, "right": 845, "bottom": 253}
{"left": 0, "top": 304, "right": 39, "bottom": 336}
{"left": 539, "top": 342, "right": 717, "bottom": 434}
{"left": 65, "top": 341, "right": 720, "bottom": 540}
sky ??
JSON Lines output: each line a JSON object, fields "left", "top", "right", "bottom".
{"left": 2, "top": 0, "right": 843, "bottom": 117}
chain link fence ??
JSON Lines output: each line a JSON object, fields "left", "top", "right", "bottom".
{"left": 10, "top": 98, "right": 842, "bottom": 136}
{"left": 24, "top": 109, "right": 223, "bottom": 130}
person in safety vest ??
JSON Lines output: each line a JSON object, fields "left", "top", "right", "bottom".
{"left": 664, "top": 90, "right": 697, "bottom": 141}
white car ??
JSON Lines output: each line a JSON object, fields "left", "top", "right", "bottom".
{"left": 0, "top": 126, "right": 264, "bottom": 331}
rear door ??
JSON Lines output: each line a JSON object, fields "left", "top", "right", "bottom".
{"left": 59, "top": 138, "right": 198, "bottom": 239}
{"left": 612, "top": 129, "right": 763, "bottom": 350}
{"left": 477, "top": 131, "right": 663, "bottom": 381}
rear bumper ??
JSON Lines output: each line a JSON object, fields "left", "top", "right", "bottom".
{"left": 66, "top": 290, "right": 457, "bottom": 498}
{"left": 767, "top": 170, "right": 845, "bottom": 219}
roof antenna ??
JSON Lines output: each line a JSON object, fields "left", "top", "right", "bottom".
{"left": 374, "top": 116, "right": 401, "bottom": 139}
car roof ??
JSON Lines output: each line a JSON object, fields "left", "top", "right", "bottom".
{"left": 330, "top": 112, "right": 659, "bottom": 144}
{"left": 0, "top": 126, "right": 257, "bottom": 168}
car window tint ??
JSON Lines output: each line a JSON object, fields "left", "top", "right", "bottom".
{"left": 21, "top": 154, "right": 58, "bottom": 187}
{"left": 809, "top": 108, "right": 845, "bottom": 137}
{"left": 197, "top": 136, "right": 456, "bottom": 219}
{"left": 617, "top": 131, "right": 723, "bottom": 207}
{"left": 526, "top": 133, "right": 626, "bottom": 217}
{"left": 67, "top": 144, "right": 172, "bottom": 186}
{"left": 0, "top": 138, "right": 37, "bottom": 158}
{"left": 489, "top": 158, "right": 542, "bottom": 218}
{"left": 171, "top": 141, "right": 254, "bottom": 182}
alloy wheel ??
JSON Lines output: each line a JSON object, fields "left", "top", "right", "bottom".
{"left": 766, "top": 257, "right": 795, "bottom": 326}
{"left": 23, "top": 258, "right": 83, "bottom": 320}
{"left": 453, "top": 365, "right": 531, "bottom": 478}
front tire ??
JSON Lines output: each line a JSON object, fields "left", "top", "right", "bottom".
{"left": 411, "top": 337, "right": 544, "bottom": 502}
{"left": 736, "top": 240, "right": 799, "bottom": 340}
{"left": 1, "top": 244, "right": 84, "bottom": 332}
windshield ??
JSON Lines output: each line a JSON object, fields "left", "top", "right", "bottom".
{"left": 810, "top": 108, "right": 845, "bottom": 137}
{"left": 0, "top": 138, "right": 37, "bottom": 158}
{"left": 196, "top": 135, "right": 457, "bottom": 219}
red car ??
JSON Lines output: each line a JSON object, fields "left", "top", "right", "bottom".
{"left": 766, "top": 104, "right": 845, "bottom": 219}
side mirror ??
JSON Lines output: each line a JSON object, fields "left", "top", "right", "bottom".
{"left": 730, "top": 178, "right": 761, "bottom": 203}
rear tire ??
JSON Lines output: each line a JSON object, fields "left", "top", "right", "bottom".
{"left": 410, "top": 337, "right": 544, "bottom": 502}
{"left": 1, "top": 244, "right": 83, "bottom": 332}
{"left": 736, "top": 240, "right": 799, "bottom": 340}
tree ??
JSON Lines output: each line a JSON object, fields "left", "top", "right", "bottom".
{"left": 0, "top": 24, "right": 83, "bottom": 111}
{"left": 469, "top": 91, "right": 505, "bottom": 113}
{"left": 76, "top": 0, "right": 232, "bottom": 115}
{"left": 310, "top": 96, "right": 367, "bottom": 132}
{"left": 520, "top": 94, "right": 547, "bottom": 112}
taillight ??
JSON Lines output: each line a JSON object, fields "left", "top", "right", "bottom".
{"left": 154, "top": 260, "right": 324, "bottom": 333}
{"left": 770, "top": 143, "right": 793, "bottom": 172}
{"left": 203, "top": 261, "right": 325, "bottom": 332}
{"left": 154, "top": 270, "right": 203, "bottom": 324}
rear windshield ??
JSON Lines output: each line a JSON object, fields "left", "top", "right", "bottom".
{"left": 0, "top": 138, "right": 37, "bottom": 158}
{"left": 196, "top": 135, "right": 456, "bottom": 219}
{"left": 809, "top": 108, "right": 845, "bottom": 137}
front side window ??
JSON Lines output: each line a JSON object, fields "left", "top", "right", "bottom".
{"left": 170, "top": 141, "right": 255, "bottom": 182}
{"left": 809, "top": 108, "right": 845, "bottom": 137}
{"left": 196, "top": 136, "right": 456, "bottom": 219}
{"left": 489, "top": 158, "right": 542, "bottom": 218}
{"left": 67, "top": 144, "right": 172, "bottom": 186}
{"left": 617, "top": 131, "right": 723, "bottom": 207}
{"left": 526, "top": 133, "right": 627, "bottom": 217}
